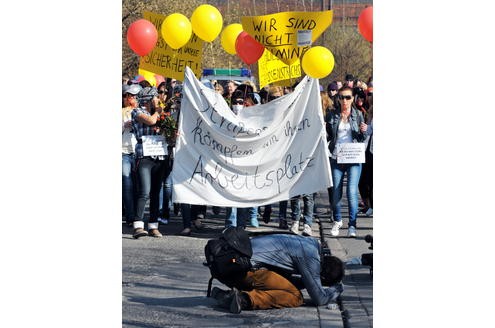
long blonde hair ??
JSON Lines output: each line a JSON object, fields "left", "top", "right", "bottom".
{"left": 320, "top": 91, "right": 333, "bottom": 116}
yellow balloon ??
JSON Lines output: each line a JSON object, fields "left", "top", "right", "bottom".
{"left": 191, "top": 4, "right": 223, "bottom": 42}
{"left": 221, "top": 24, "right": 243, "bottom": 55}
{"left": 161, "top": 13, "right": 192, "bottom": 49}
{"left": 301, "top": 46, "right": 335, "bottom": 79}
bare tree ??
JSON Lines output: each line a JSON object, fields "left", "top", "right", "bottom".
{"left": 319, "top": 23, "right": 372, "bottom": 87}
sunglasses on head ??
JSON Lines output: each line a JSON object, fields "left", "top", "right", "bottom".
{"left": 338, "top": 95, "right": 353, "bottom": 100}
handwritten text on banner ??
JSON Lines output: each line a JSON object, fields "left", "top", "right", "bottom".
{"left": 171, "top": 67, "right": 333, "bottom": 207}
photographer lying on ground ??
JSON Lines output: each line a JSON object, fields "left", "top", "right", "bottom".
{"left": 210, "top": 233, "right": 345, "bottom": 313}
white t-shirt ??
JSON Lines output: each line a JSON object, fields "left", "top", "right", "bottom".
{"left": 122, "top": 108, "right": 137, "bottom": 154}
{"left": 332, "top": 120, "right": 352, "bottom": 158}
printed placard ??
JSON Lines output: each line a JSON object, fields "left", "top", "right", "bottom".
{"left": 336, "top": 143, "right": 365, "bottom": 164}
{"left": 297, "top": 30, "right": 312, "bottom": 46}
{"left": 139, "top": 11, "right": 203, "bottom": 81}
{"left": 142, "top": 135, "right": 168, "bottom": 156}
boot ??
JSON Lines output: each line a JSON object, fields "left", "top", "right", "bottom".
{"left": 229, "top": 287, "right": 251, "bottom": 314}
{"left": 211, "top": 287, "right": 234, "bottom": 308}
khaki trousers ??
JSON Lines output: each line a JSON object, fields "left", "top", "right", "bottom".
{"left": 236, "top": 269, "right": 304, "bottom": 310}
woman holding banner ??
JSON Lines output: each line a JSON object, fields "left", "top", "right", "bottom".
{"left": 325, "top": 86, "right": 368, "bottom": 238}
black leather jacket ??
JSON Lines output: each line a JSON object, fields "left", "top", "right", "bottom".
{"left": 325, "top": 106, "right": 367, "bottom": 154}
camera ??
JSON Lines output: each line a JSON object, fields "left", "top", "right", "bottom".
{"left": 361, "top": 235, "right": 373, "bottom": 275}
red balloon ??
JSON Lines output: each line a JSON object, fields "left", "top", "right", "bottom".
{"left": 127, "top": 19, "right": 158, "bottom": 56}
{"left": 235, "top": 32, "right": 265, "bottom": 65}
{"left": 358, "top": 6, "right": 373, "bottom": 42}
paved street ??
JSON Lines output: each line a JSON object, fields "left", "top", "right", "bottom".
{"left": 123, "top": 189, "right": 373, "bottom": 327}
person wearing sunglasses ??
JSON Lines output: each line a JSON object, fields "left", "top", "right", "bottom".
{"left": 325, "top": 86, "right": 368, "bottom": 238}
{"left": 130, "top": 86, "right": 167, "bottom": 239}
{"left": 122, "top": 84, "right": 141, "bottom": 226}
{"left": 156, "top": 81, "right": 170, "bottom": 109}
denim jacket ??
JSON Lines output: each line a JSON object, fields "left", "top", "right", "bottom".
{"left": 325, "top": 106, "right": 367, "bottom": 154}
{"left": 250, "top": 234, "right": 343, "bottom": 306}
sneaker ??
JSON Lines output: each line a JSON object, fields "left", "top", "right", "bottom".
{"left": 149, "top": 229, "right": 163, "bottom": 238}
{"left": 133, "top": 228, "right": 148, "bottom": 239}
{"left": 193, "top": 219, "right": 204, "bottom": 230}
{"left": 365, "top": 208, "right": 373, "bottom": 217}
{"left": 330, "top": 221, "right": 343, "bottom": 237}
{"left": 178, "top": 227, "right": 192, "bottom": 236}
{"left": 290, "top": 221, "right": 300, "bottom": 234}
{"left": 347, "top": 226, "right": 357, "bottom": 238}
{"left": 302, "top": 224, "right": 313, "bottom": 236}
{"left": 278, "top": 218, "right": 288, "bottom": 229}
{"left": 157, "top": 217, "right": 169, "bottom": 225}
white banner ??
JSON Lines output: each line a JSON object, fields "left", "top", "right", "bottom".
{"left": 171, "top": 67, "right": 333, "bottom": 207}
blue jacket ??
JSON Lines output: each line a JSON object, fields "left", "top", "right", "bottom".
{"left": 250, "top": 234, "right": 343, "bottom": 306}
{"left": 325, "top": 106, "right": 367, "bottom": 154}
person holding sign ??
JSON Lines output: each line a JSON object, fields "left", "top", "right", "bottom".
{"left": 131, "top": 87, "right": 167, "bottom": 239}
{"left": 325, "top": 86, "right": 368, "bottom": 238}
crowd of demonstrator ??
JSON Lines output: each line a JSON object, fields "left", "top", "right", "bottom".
{"left": 122, "top": 73, "right": 373, "bottom": 239}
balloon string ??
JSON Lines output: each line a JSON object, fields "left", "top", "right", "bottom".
{"left": 289, "top": 63, "right": 292, "bottom": 87}
{"left": 210, "top": 42, "right": 215, "bottom": 68}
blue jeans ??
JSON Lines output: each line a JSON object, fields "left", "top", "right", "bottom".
{"left": 122, "top": 153, "right": 136, "bottom": 222}
{"left": 225, "top": 207, "right": 259, "bottom": 228}
{"left": 134, "top": 157, "right": 166, "bottom": 223}
{"left": 278, "top": 200, "right": 288, "bottom": 220}
{"left": 159, "top": 158, "right": 173, "bottom": 218}
{"left": 291, "top": 194, "right": 315, "bottom": 226}
{"left": 330, "top": 159, "right": 362, "bottom": 227}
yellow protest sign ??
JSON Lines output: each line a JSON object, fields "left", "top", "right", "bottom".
{"left": 258, "top": 49, "right": 301, "bottom": 88}
{"left": 241, "top": 11, "right": 332, "bottom": 66}
{"left": 139, "top": 11, "right": 203, "bottom": 81}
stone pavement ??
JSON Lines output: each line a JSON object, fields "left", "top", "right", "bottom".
{"left": 122, "top": 190, "right": 373, "bottom": 327}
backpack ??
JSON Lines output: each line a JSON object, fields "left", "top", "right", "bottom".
{"left": 204, "top": 227, "right": 253, "bottom": 297}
